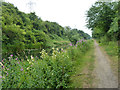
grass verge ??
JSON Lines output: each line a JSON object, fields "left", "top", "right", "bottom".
{"left": 69, "top": 41, "right": 95, "bottom": 88}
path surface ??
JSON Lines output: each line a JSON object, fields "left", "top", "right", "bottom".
{"left": 94, "top": 40, "right": 118, "bottom": 88}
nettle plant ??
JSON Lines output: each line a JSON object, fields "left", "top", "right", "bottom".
{"left": 1, "top": 48, "right": 73, "bottom": 88}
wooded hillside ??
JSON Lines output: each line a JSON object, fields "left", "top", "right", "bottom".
{"left": 2, "top": 2, "right": 91, "bottom": 58}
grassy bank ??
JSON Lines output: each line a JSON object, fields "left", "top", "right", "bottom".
{"left": 69, "top": 40, "right": 95, "bottom": 88}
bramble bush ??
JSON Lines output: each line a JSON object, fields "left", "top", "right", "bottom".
{"left": 1, "top": 39, "right": 92, "bottom": 88}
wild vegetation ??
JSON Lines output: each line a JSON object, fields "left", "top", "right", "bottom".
{"left": 1, "top": 0, "right": 119, "bottom": 88}
{"left": 0, "top": 2, "right": 93, "bottom": 88}
{"left": 86, "top": 1, "right": 119, "bottom": 41}
{"left": 1, "top": 39, "right": 93, "bottom": 88}
{"left": 86, "top": 1, "right": 119, "bottom": 57}
{"left": 2, "top": 2, "right": 91, "bottom": 59}
{"left": 69, "top": 40, "right": 94, "bottom": 88}
{"left": 86, "top": 1, "right": 119, "bottom": 76}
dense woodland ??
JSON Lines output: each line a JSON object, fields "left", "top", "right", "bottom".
{"left": 2, "top": 2, "right": 91, "bottom": 58}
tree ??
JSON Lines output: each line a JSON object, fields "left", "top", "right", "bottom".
{"left": 86, "top": 1, "right": 117, "bottom": 41}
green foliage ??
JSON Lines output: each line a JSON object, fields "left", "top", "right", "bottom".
{"left": 69, "top": 40, "right": 94, "bottom": 88}
{"left": 108, "top": 17, "right": 118, "bottom": 33}
{"left": 100, "top": 41, "right": 118, "bottom": 56}
{"left": 2, "top": 2, "right": 91, "bottom": 58}
{"left": 65, "top": 28, "right": 91, "bottom": 45}
{"left": 108, "top": 16, "right": 119, "bottom": 40}
{"left": 1, "top": 48, "right": 73, "bottom": 88}
{"left": 67, "top": 39, "right": 91, "bottom": 63}
{"left": 1, "top": 40, "right": 92, "bottom": 88}
{"left": 86, "top": 1, "right": 118, "bottom": 41}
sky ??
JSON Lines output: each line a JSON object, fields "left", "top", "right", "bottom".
{"left": 4, "top": 0, "right": 98, "bottom": 36}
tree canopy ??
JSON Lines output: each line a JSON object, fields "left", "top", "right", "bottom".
{"left": 86, "top": 1, "right": 119, "bottom": 41}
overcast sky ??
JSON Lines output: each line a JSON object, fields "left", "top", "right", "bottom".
{"left": 4, "top": 0, "right": 98, "bottom": 36}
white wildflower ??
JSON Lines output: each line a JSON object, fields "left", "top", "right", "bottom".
{"left": 31, "top": 55, "right": 34, "bottom": 59}
{"left": 27, "top": 67, "right": 29, "bottom": 70}
{"left": 52, "top": 47, "right": 54, "bottom": 50}
{"left": 56, "top": 48, "right": 59, "bottom": 51}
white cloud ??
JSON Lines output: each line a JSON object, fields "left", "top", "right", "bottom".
{"left": 5, "top": 0, "right": 98, "bottom": 36}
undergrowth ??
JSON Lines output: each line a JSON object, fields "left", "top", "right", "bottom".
{"left": 1, "top": 39, "right": 93, "bottom": 88}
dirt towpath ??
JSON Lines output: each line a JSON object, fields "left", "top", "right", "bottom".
{"left": 94, "top": 40, "right": 118, "bottom": 88}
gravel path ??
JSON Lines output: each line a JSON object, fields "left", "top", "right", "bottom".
{"left": 94, "top": 40, "right": 118, "bottom": 88}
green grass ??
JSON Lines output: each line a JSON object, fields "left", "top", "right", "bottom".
{"left": 100, "top": 41, "right": 118, "bottom": 57}
{"left": 69, "top": 40, "right": 95, "bottom": 88}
